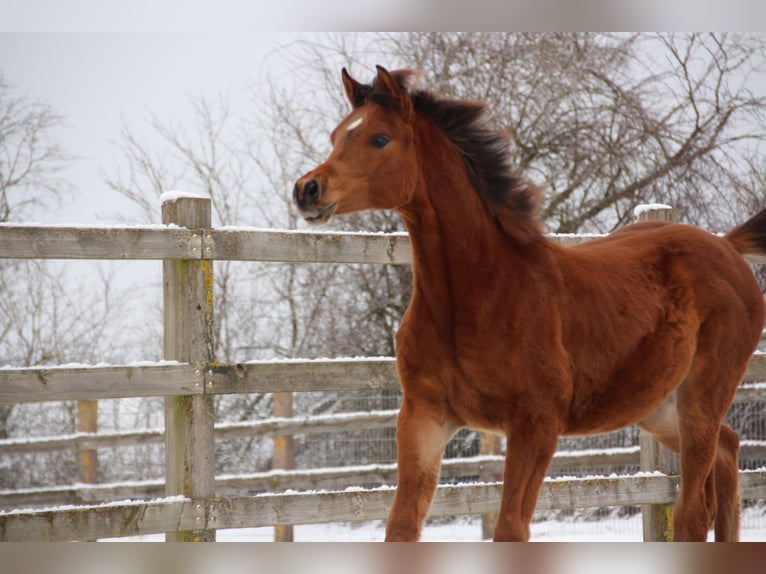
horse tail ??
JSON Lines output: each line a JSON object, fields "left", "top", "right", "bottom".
{"left": 725, "top": 206, "right": 766, "bottom": 259}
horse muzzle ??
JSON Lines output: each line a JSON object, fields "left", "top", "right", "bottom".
{"left": 293, "top": 178, "right": 337, "bottom": 224}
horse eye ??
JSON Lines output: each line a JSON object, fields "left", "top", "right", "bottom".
{"left": 370, "top": 133, "right": 391, "bottom": 149}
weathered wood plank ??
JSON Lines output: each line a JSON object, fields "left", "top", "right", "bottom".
{"left": 205, "top": 474, "right": 675, "bottom": 532}
{"left": 549, "top": 233, "right": 605, "bottom": 246}
{"left": 3, "top": 470, "right": 764, "bottom": 540}
{"left": 0, "top": 359, "right": 398, "bottom": 403}
{"left": 0, "top": 451, "right": 641, "bottom": 509}
{"left": 0, "top": 359, "right": 399, "bottom": 403}
{"left": 215, "top": 409, "right": 400, "bottom": 441}
{"left": 2, "top": 354, "right": 763, "bottom": 404}
{"left": 206, "top": 359, "right": 400, "bottom": 394}
{"left": 0, "top": 410, "right": 399, "bottom": 455}
{"left": 0, "top": 364, "right": 201, "bottom": 403}
{"left": 204, "top": 475, "right": 685, "bottom": 530}
{"left": 5, "top": 421, "right": 766, "bottom": 469}
{"left": 0, "top": 481, "right": 166, "bottom": 508}
{"left": 640, "top": 429, "right": 678, "bottom": 542}
{"left": 212, "top": 449, "right": 644, "bottom": 495}
{"left": 163, "top": 195, "right": 217, "bottom": 542}
{"left": 733, "top": 384, "right": 766, "bottom": 403}
{"left": 0, "top": 225, "right": 198, "bottom": 260}
{"left": 742, "top": 352, "right": 766, "bottom": 384}
{"left": 739, "top": 469, "right": 766, "bottom": 500}
{"left": 207, "top": 229, "right": 413, "bottom": 265}
{"left": 0, "top": 226, "right": 604, "bottom": 263}
{"left": 1, "top": 225, "right": 762, "bottom": 267}
{"left": 0, "top": 430, "right": 158, "bottom": 455}
{"left": 4, "top": 441, "right": 764, "bottom": 511}
{"left": 0, "top": 497, "right": 198, "bottom": 541}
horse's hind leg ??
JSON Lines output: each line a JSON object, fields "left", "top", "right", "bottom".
{"left": 672, "top": 358, "right": 743, "bottom": 542}
{"left": 640, "top": 382, "right": 739, "bottom": 540}
{"left": 712, "top": 424, "right": 740, "bottom": 541}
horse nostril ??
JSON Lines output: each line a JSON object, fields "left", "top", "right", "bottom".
{"left": 304, "top": 179, "right": 320, "bottom": 201}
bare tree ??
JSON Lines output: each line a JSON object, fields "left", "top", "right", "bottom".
{"left": 326, "top": 33, "right": 766, "bottom": 232}
{"left": 0, "top": 76, "right": 132, "bottom": 490}
{"left": 0, "top": 74, "right": 73, "bottom": 221}
{"left": 0, "top": 73, "right": 77, "bottom": 393}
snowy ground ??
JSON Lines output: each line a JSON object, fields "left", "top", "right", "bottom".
{"left": 104, "top": 506, "right": 766, "bottom": 542}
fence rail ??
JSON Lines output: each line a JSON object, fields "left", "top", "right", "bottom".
{"left": 2, "top": 223, "right": 764, "bottom": 264}
{"left": 3, "top": 471, "right": 766, "bottom": 542}
{"left": 0, "top": 224, "right": 414, "bottom": 264}
{"left": 0, "top": 359, "right": 401, "bottom": 403}
{"left": 5, "top": 443, "right": 766, "bottom": 511}
{"left": 1, "top": 198, "right": 765, "bottom": 542}
{"left": 3, "top": 356, "right": 766, "bottom": 404}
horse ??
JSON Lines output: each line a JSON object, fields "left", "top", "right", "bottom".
{"left": 293, "top": 65, "right": 766, "bottom": 541}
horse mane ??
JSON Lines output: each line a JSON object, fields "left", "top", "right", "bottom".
{"left": 369, "top": 69, "right": 544, "bottom": 244}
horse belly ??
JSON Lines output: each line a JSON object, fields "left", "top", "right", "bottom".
{"left": 564, "top": 329, "right": 696, "bottom": 436}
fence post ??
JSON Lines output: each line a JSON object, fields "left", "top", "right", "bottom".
{"left": 635, "top": 203, "right": 680, "bottom": 542}
{"left": 77, "top": 400, "right": 98, "bottom": 484}
{"left": 77, "top": 399, "right": 98, "bottom": 541}
{"left": 162, "top": 194, "right": 216, "bottom": 542}
{"left": 273, "top": 392, "right": 295, "bottom": 542}
{"left": 479, "top": 432, "right": 503, "bottom": 539}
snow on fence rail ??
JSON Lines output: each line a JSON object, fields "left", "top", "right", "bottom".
{"left": 1, "top": 197, "right": 765, "bottom": 542}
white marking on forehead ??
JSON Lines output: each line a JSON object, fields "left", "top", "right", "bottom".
{"left": 346, "top": 116, "right": 364, "bottom": 132}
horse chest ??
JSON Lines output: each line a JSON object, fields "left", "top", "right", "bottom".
{"left": 396, "top": 319, "right": 564, "bottom": 431}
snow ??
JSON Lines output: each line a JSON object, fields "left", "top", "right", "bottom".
{"left": 0, "top": 221, "right": 180, "bottom": 230}
{"left": 215, "top": 464, "right": 397, "bottom": 483}
{"left": 742, "top": 382, "right": 766, "bottom": 390}
{"left": 633, "top": 203, "right": 673, "bottom": 218}
{"left": 158, "top": 190, "right": 210, "bottom": 204}
{"left": 0, "top": 355, "right": 389, "bottom": 389}
{"left": 215, "top": 408, "right": 397, "bottom": 431}
{"left": 0, "top": 495, "right": 186, "bottom": 517}
{"left": 99, "top": 505, "right": 766, "bottom": 542}
{"left": 216, "top": 225, "right": 409, "bottom": 238}
{"left": 0, "top": 219, "right": 409, "bottom": 238}
{"left": 550, "top": 232, "right": 606, "bottom": 240}
{"left": 240, "top": 355, "right": 394, "bottom": 365}
{"left": 553, "top": 445, "right": 639, "bottom": 459}
{"left": 0, "top": 359, "right": 181, "bottom": 370}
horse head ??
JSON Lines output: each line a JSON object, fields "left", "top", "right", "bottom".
{"left": 293, "top": 66, "right": 421, "bottom": 223}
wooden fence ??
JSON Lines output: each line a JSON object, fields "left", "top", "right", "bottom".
{"left": 1, "top": 196, "right": 766, "bottom": 542}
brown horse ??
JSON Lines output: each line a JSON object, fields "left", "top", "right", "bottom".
{"left": 293, "top": 65, "right": 766, "bottom": 541}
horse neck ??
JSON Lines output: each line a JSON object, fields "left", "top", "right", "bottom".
{"left": 397, "top": 128, "right": 536, "bottom": 325}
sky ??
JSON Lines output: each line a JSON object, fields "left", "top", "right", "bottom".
{"left": 0, "top": 32, "right": 310, "bottom": 335}
{"left": 1, "top": 0, "right": 766, "bottom": 225}
{"left": 0, "top": 33, "right": 294, "bottom": 224}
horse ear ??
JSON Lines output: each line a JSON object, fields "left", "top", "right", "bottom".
{"left": 375, "top": 65, "right": 411, "bottom": 113}
{"left": 342, "top": 68, "right": 366, "bottom": 109}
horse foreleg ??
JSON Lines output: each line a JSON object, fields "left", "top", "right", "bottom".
{"left": 494, "top": 429, "right": 558, "bottom": 541}
{"left": 385, "top": 398, "right": 457, "bottom": 541}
